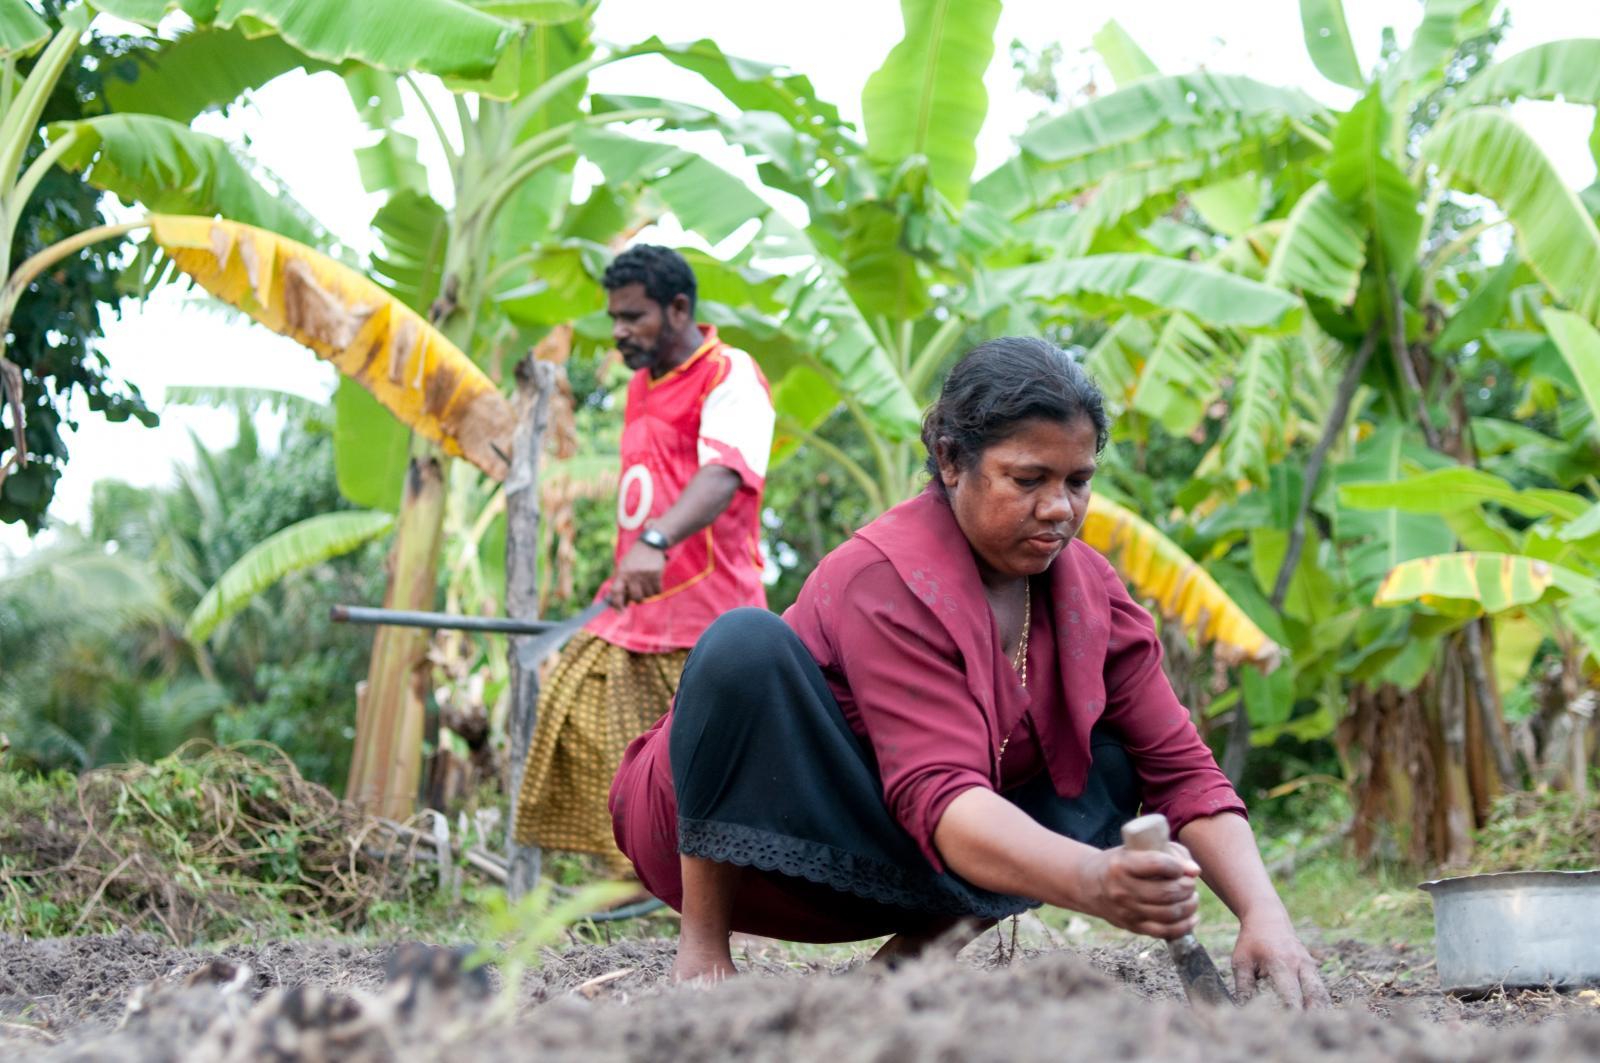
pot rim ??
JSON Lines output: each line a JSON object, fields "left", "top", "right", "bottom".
{"left": 1419, "top": 868, "right": 1600, "bottom": 893}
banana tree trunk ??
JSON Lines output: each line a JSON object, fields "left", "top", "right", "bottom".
{"left": 1342, "top": 644, "right": 1485, "bottom": 867}
{"left": 347, "top": 456, "right": 447, "bottom": 817}
{"left": 1341, "top": 683, "right": 1425, "bottom": 862}
{"left": 1429, "top": 635, "right": 1476, "bottom": 866}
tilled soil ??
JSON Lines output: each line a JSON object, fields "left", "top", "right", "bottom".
{"left": 2, "top": 929, "right": 1597, "bottom": 1061}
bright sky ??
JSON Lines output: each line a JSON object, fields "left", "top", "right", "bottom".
{"left": 3, "top": 0, "right": 1597, "bottom": 562}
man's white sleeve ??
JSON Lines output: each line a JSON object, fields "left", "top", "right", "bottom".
{"left": 697, "top": 349, "right": 775, "bottom": 489}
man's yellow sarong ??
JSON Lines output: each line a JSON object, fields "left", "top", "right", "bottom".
{"left": 513, "top": 631, "right": 689, "bottom": 872}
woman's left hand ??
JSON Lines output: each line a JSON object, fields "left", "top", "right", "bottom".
{"left": 1230, "top": 913, "right": 1331, "bottom": 1008}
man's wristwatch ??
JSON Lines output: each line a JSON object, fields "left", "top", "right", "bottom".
{"left": 637, "top": 527, "right": 671, "bottom": 552}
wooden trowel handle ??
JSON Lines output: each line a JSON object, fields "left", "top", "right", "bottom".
{"left": 1117, "top": 812, "right": 1238, "bottom": 1008}
{"left": 1120, "top": 812, "right": 1173, "bottom": 852}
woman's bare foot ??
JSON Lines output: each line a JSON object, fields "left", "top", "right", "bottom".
{"left": 673, "top": 855, "right": 744, "bottom": 984}
{"left": 671, "top": 940, "right": 738, "bottom": 984}
{"left": 871, "top": 917, "right": 995, "bottom": 968}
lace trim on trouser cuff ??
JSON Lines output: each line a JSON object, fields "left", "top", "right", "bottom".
{"left": 677, "top": 816, "right": 1034, "bottom": 921}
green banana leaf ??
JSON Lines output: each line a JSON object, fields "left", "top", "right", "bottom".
{"left": 770, "top": 367, "right": 843, "bottom": 469}
{"left": 357, "top": 133, "right": 432, "bottom": 200}
{"left": 369, "top": 190, "right": 450, "bottom": 315}
{"left": 828, "top": 200, "right": 927, "bottom": 322}
{"left": 1082, "top": 317, "right": 1152, "bottom": 417}
{"left": 164, "top": 384, "right": 327, "bottom": 424}
{"left": 1017, "top": 73, "right": 1323, "bottom": 165}
{"left": 1472, "top": 415, "right": 1563, "bottom": 457}
{"left": 1392, "top": 0, "right": 1493, "bottom": 88}
{"left": 1266, "top": 181, "right": 1365, "bottom": 304}
{"left": 1209, "top": 218, "right": 1284, "bottom": 281}
{"left": 861, "top": 0, "right": 1001, "bottom": 209}
{"left": 685, "top": 253, "right": 786, "bottom": 317}
{"left": 1373, "top": 551, "right": 1592, "bottom": 616}
{"left": 102, "top": 25, "right": 324, "bottom": 122}
{"left": 1298, "top": 0, "right": 1364, "bottom": 89}
{"left": 1326, "top": 90, "right": 1420, "bottom": 285}
{"left": 1085, "top": 139, "right": 1324, "bottom": 261}
{"left": 1424, "top": 107, "right": 1600, "bottom": 325}
{"left": 1562, "top": 596, "right": 1600, "bottom": 665}
{"left": 1220, "top": 338, "right": 1289, "bottom": 485}
{"left": 475, "top": 1, "right": 596, "bottom": 24}
{"left": 1559, "top": 500, "right": 1600, "bottom": 543}
{"left": 0, "top": 0, "right": 48, "bottom": 58}
{"left": 974, "top": 74, "right": 1323, "bottom": 216}
{"left": 643, "top": 37, "right": 842, "bottom": 133}
{"left": 1492, "top": 612, "right": 1546, "bottom": 695}
{"left": 185, "top": 509, "right": 396, "bottom": 642}
{"left": 1130, "top": 313, "right": 1224, "bottom": 435}
{"left": 1329, "top": 426, "right": 1457, "bottom": 595}
{"left": 1091, "top": 20, "right": 1159, "bottom": 87}
{"left": 46, "top": 114, "right": 319, "bottom": 243}
{"left": 1454, "top": 39, "right": 1600, "bottom": 108}
{"left": 334, "top": 380, "right": 410, "bottom": 513}
{"left": 344, "top": 67, "right": 406, "bottom": 125}
{"left": 93, "top": 0, "right": 515, "bottom": 80}
{"left": 495, "top": 243, "right": 608, "bottom": 329}
{"left": 778, "top": 261, "right": 923, "bottom": 439}
{"left": 1250, "top": 525, "right": 1338, "bottom": 624}
{"left": 989, "top": 253, "right": 1301, "bottom": 331}
{"left": 1027, "top": 149, "right": 1307, "bottom": 261}
{"left": 1189, "top": 172, "right": 1264, "bottom": 237}
{"left": 74, "top": 0, "right": 209, "bottom": 22}
{"left": 1436, "top": 255, "right": 1520, "bottom": 351}
{"left": 1339, "top": 466, "right": 1592, "bottom": 522}
{"left": 1038, "top": 159, "right": 1207, "bottom": 257}
{"left": 574, "top": 128, "right": 768, "bottom": 244}
{"left": 1541, "top": 309, "right": 1600, "bottom": 430}
{"left": 506, "top": 15, "right": 595, "bottom": 136}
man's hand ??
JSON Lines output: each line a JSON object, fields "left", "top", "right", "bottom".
{"left": 608, "top": 539, "right": 666, "bottom": 607}
{"left": 1230, "top": 911, "right": 1331, "bottom": 1008}
{"left": 1075, "top": 842, "right": 1201, "bottom": 940}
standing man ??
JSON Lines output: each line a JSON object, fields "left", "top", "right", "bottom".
{"left": 514, "top": 245, "right": 775, "bottom": 874}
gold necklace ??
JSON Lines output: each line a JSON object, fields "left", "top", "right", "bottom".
{"left": 998, "top": 581, "right": 1031, "bottom": 761}
{"left": 1010, "top": 581, "right": 1031, "bottom": 686}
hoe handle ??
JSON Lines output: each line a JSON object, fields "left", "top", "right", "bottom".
{"left": 1120, "top": 812, "right": 1172, "bottom": 853}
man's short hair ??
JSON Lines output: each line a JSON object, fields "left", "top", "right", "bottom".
{"left": 602, "top": 244, "right": 697, "bottom": 314}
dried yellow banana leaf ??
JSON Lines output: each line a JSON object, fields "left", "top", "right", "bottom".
{"left": 1081, "top": 493, "right": 1282, "bottom": 671}
{"left": 150, "top": 214, "right": 514, "bottom": 480}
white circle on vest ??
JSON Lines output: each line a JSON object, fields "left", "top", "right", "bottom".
{"left": 617, "top": 464, "right": 653, "bottom": 530}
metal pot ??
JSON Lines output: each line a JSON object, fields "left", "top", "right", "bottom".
{"left": 1420, "top": 869, "right": 1600, "bottom": 994}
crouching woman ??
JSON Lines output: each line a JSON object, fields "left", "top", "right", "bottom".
{"left": 609, "top": 337, "right": 1329, "bottom": 1007}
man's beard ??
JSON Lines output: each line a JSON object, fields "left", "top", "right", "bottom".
{"left": 620, "top": 341, "right": 658, "bottom": 371}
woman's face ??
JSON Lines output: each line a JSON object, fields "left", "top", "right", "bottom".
{"left": 939, "top": 415, "right": 1099, "bottom": 584}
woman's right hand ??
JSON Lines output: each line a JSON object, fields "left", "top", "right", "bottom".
{"left": 1075, "top": 843, "right": 1201, "bottom": 940}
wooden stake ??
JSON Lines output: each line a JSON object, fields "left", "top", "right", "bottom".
{"left": 505, "top": 357, "right": 557, "bottom": 899}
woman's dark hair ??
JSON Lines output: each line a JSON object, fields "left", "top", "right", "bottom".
{"left": 921, "top": 336, "right": 1108, "bottom": 479}
{"left": 602, "top": 244, "right": 697, "bottom": 314}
